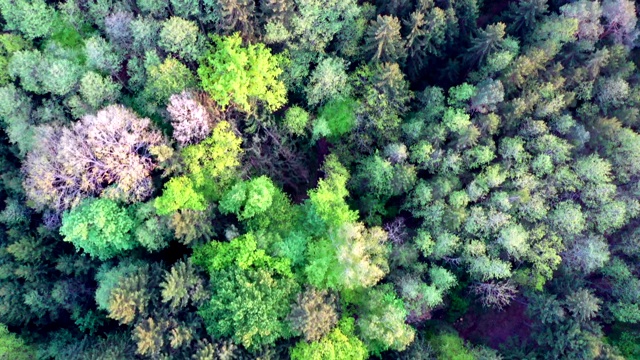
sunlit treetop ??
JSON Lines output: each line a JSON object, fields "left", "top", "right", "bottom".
{"left": 198, "top": 33, "right": 287, "bottom": 112}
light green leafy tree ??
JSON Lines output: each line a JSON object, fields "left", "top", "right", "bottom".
{"left": 0, "top": 323, "right": 36, "bottom": 359}
{"left": 154, "top": 176, "right": 207, "bottom": 216}
{"left": 180, "top": 120, "right": 243, "bottom": 200}
{"left": 198, "top": 33, "right": 286, "bottom": 112}
{"left": 60, "top": 198, "right": 137, "bottom": 260}
{"left": 219, "top": 176, "right": 277, "bottom": 221}
{"left": 290, "top": 317, "right": 368, "bottom": 360}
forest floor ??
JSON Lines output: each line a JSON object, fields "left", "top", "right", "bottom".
{"left": 454, "top": 300, "right": 531, "bottom": 348}
{"left": 478, "top": 0, "right": 513, "bottom": 27}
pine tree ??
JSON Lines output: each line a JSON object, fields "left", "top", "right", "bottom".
{"left": 365, "top": 15, "right": 406, "bottom": 63}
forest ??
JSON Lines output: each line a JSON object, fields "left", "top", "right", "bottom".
{"left": 0, "top": 0, "right": 639, "bottom": 358}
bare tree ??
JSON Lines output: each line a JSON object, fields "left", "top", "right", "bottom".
{"left": 23, "top": 105, "right": 164, "bottom": 211}
{"left": 167, "top": 91, "right": 214, "bottom": 147}
{"left": 471, "top": 280, "right": 518, "bottom": 310}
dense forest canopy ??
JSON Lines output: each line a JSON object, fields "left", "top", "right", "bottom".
{"left": 0, "top": 0, "right": 640, "bottom": 358}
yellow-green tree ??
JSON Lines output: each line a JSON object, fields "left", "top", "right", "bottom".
{"left": 198, "top": 33, "right": 286, "bottom": 112}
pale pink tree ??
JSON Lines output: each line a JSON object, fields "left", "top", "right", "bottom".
{"left": 23, "top": 105, "right": 164, "bottom": 211}
{"left": 166, "top": 91, "right": 213, "bottom": 146}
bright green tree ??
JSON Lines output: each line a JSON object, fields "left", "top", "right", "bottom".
{"left": 290, "top": 317, "right": 368, "bottom": 360}
{"left": 154, "top": 176, "right": 207, "bottom": 216}
{"left": 60, "top": 198, "right": 137, "bottom": 260}
{"left": 181, "top": 120, "right": 243, "bottom": 199}
{"left": 198, "top": 33, "right": 286, "bottom": 112}
{"left": 0, "top": 323, "right": 35, "bottom": 359}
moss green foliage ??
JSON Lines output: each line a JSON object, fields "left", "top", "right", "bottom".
{"left": 144, "top": 57, "right": 195, "bottom": 104}
{"left": 283, "top": 106, "right": 309, "bottom": 135}
{"left": 428, "top": 331, "right": 475, "bottom": 360}
{"left": 198, "top": 267, "right": 299, "bottom": 351}
{"left": 192, "top": 233, "right": 292, "bottom": 277}
{"left": 198, "top": 33, "right": 286, "bottom": 112}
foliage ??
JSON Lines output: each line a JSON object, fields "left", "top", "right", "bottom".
{"left": 179, "top": 120, "right": 243, "bottom": 199}
{"left": 144, "top": 57, "right": 196, "bottom": 105}
{"left": 290, "top": 317, "right": 367, "bottom": 360}
{"left": 198, "top": 267, "right": 299, "bottom": 351}
{"left": 60, "top": 198, "right": 136, "bottom": 260}
{"left": 198, "top": 33, "right": 286, "bottom": 112}
{"left": 166, "top": 91, "right": 213, "bottom": 146}
{"left": 0, "top": 323, "right": 35, "bottom": 359}
{"left": 2, "top": 0, "right": 640, "bottom": 358}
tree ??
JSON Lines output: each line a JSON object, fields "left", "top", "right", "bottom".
{"left": 356, "top": 285, "right": 415, "bottom": 353}
{"left": 565, "top": 289, "right": 601, "bottom": 323}
{"left": 166, "top": 91, "right": 213, "bottom": 146}
{"left": 562, "top": 235, "right": 610, "bottom": 274}
{"left": 471, "top": 281, "right": 517, "bottom": 310}
{"left": 212, "top": 0, "right": 257, "bottom": 40}
{"left": 497, "top": 224, "right": 530, "bottom": 260}
{"left": 154, "top": 176, "right": 207, "bottom": 215}
{"left": 314, "top": 98, "right": 356, "bottom": 140}
{"left": 137, "top": 0, "right": 168, "bottom": 17}
{"left": 307, "top": 155, "right": 358, "bottom": 228}
{"left": 219, "top": 176, "right": 277, "bottom": 220}
{"left": 505, "top": 0, "right": 548, "bottom": 34}
{"left": 23, "top": 105, "right": 163, "bottom": 211}
{"left": 8, "top": 50, "right": 82, "bottom": 96}
{"left": 287, "top": 287, "right": 339, "bottom": 342}
{"left": 79, "top": 71, "right": 121, "bottom": 110}
{"left": 602, "top": 0, "right": 638, "bottom": 47}
{"left": 0, "top": 323, "right": 36, "bottom": 359}
{"left": 104, "top": 11, "right": 134, "bottom": 49}
{"left": 198, "top": 267, "right": 299, "bottom": 351}
{"left": 290, "top": 317, "right": 368, "bottom": 360}
{"left": 0, "top": 0, "right": 54, "bottom": 40}
{"left": 550, "top": 201, "right": 585, "bottom": 235}
{"left": 160, "top": 259, "right": 208, "bottom": 310}
{"left": 132, "top": 317, "right": 168, "bottom": 357}
{"left": 158, "top": 17, "right": 203, "bottom": 61}
{"left": 180, "top": 120, "right": 243, "bottom": 199}
{"left": 365, "top": 15, "right": 406, "bottom": 63}
{"left": 463, "top": 23, "right": 507, "bottom": 67}
{"left": 288, "top": 0, "right": 361, "bottom": 53}
{"left": 169, "top": 208, "right": 215, "bottom": 245}
{"left": 84, "top": 36, "right": 124, "bottom": 75}
{"left": 170, "top": 0, "right": 198, "bottom": 18}
{"left": 428, "top": 331, "right": 475, "bottom": 360}
{"left": 305, "top": 222, "right": 389, "bottom": 291}
{"left": 60, "top": 198, "right": 136, "bottom": 260}
{"left": 107, "top": 265, "right": 153, "bottom": 324}
{"left": 283, "top": 106, "right": 309, "bottom": 135}
{"left": 560, "top": 0, "right": 603, "bottom": 43}
{"left": 198, "top": 33, "right": 286, "bottom": 112}
{"left": 0, "top": 84, "right": 34, "bottom": 155}
{"left": 130, "top": 17, "right": 161, "bottom": 55}
{"left": 144, "top": 57, "right": 196, "bottom": 104}
{"left": 305, "top": 57, "right": 351, "bottom": 107}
